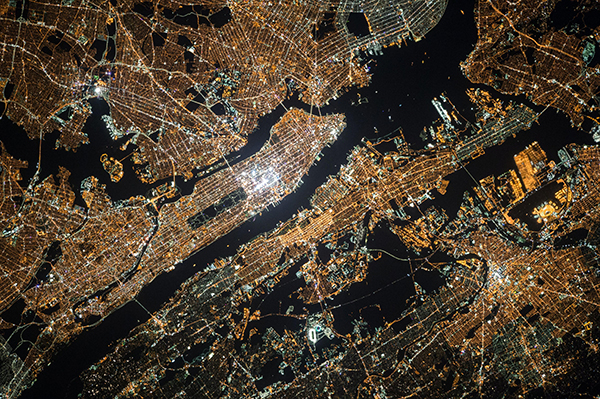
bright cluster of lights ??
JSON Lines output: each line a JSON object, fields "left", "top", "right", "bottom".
{"left": 489, "top": 263, "right": 508, "bottom": 287}
{"left": 245, "top": 166, "right": 279, "bottom": 192}
{"left": 307, "top": 324, "right": 323, "bottom": 343}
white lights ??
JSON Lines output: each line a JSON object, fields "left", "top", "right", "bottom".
{"left": 491, "top": 269, "right": 504, "bottom": 281}
{"left": 489, "top": 264, "right": 508, "bottom": 286}
{"left": 255, "top": 173, "right": 279, "bottom": 191}
{"left": 307, "top": 323, "right": 324, "bottom": 344}
{"left": 244, "top": 166, "right": 279, "bottom": 192}
{"left": 308, "top": 328, "right": 317, "bottom": 343}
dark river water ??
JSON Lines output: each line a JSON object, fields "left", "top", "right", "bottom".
{"left": 3, "top": 0, "right": 595, "bottom": 396}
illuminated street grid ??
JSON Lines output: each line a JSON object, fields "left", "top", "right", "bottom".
{"left": 0, "top": 0, "right": 446, "bottom": 160}
{"left": 0, "top": 108, "right": 343, "bottom": 395}
{"left": 0, "top": 0, "right": 448, "bottom": 393}
{"left": 462, "top": 0, "right": 600, "bottom": 127}
{"left": 74, "top": 92, "right": 600, "bottom": 399}
{"left": 1, "top": 0, "right": 600, "bottom": 397}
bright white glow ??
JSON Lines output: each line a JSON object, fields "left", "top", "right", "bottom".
{"left": 94, "top": 86, "right": 102, "bottom": 95}
{"left": 308, "top": 328, "right": 317, "bottom": 343}
{"left": 251, "top": 167, "right": 279, "bottom": 192}
{"left": 489, "top": 264, "right": 508, "bottom": 286}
